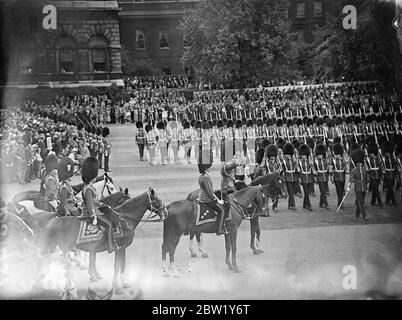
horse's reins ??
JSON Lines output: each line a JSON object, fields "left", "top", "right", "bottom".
{"left": 100, "top": 177, "right": 113, "bottom": 198}
{"left": 230, "top": 194, "right": 254, "bottom": 220}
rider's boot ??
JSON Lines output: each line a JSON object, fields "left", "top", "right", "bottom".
{"left": 216, "top": 205, "right": 229, "bottom": 236}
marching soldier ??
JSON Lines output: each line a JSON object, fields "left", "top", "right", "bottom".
{"left": 224, "top": 120, "right": 234, "bottom": 163}
{"left": 135, "top": 121, "right": 146, "bottom": 162}
{"left": 331, "top": 143, "right": 347, "bottom": 208}
{"left": 314, "top": 143, "right": 330, "bottom": 209}
{"left": 298, "top": 143, "right": 314, "bottom": 211}
{"left": 306, "top": 137, "right": 316, "bottom": 196}
{"left": 35, "top": 153, "right": 59, "bottom": 212}
{"left": 157, "top": 121, "right": 168, "bottom": 165}
{"left": 194, "top": 120, "right": 202, "bottom": 163}
{"left": 145, "top": 123, "right": 157, "bottom": 166}
{"left": 181, "top": 120, "right": 193, "bottom": 164}
{"left": 382, "top": 141, "right": 397, "bottom": 205}
{"left": 256, "top": 119, "right": 265, "bottom": 150}
{"left": 346, "top": 149, "right": 368, "bottom": 221}
{"left": 168, "top": 120, "right": 180, "bottom": 164}
{"left": 366, "top": 142, "right": 383, "bottom": 207}
{"left": 102, "top": 127, "right": 111, "bottom": 172}
{"left": 246, "top": 119, "right": 256, "bottom": 174}
{"left": 282, "top": 142, "right": 298, "bottom": 210}
{"left": 221, "top": 158, "right": 238, "bottom": 196}
{"left": 265, "top": 144, "right": 280, "bottom": 212}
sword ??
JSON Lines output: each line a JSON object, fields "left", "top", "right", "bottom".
{"left": 337, "top": 189, "right": 350, "bottom": 213}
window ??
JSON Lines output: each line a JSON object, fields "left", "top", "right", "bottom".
{"left": 56, "top": 37, "right": 77, "bottom": 74}
{"left": 296, "top": 29, "right": 305, "bottom": 44}
{"left": 136, "top": 30, "right": 145, "bottom": 49}
{"left": 296, "top": 2, "right": 306, "bottom": 18}
{"left": 159, "top": 30, "right": 169, "bottom": 49}
{"left": 161, "top": 68, "right": 171, "bottom": 75}
{"left": 314, "top": 1, "right": 323, "bottom": 17}
{"left": 18, "top": 51, "right": 33, "bottom": 74}
{"left": 89, "top": 36, "right": 109, "bottom": 73}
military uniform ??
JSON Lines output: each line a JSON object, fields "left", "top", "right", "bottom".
{"left": 349, "top": 150, "right": 368, "bottom": 219}
{"left": 181, "top": 121, "right": 193, "bottom": 164}
{"left": 331, "top": 143, "right": 347, "bottom": 208}
{"left": 382, "top": 141, "right": 397, "bottom": 205}
{"left": 282, "top": 143, "right": 298, "bottom": 210}
{"left": 366, "top": 142, "right": 383, "bottom": 206}
{"left": 135, "top": 122, "right": 146, "bottom": 161}
{"left": 145, "top": 123, "right": 157, "bottom": 166}
{"left": 298, "top": 144, "right": 314, "bottom": 210}
{"left": 221, "top": 161, "right": 237, "bottom": 195}
{"left": 157, "top": 121, "right": 168, "bottom": 165}
{"left": 314, "top": 144, "right": 329, "bottom": 208}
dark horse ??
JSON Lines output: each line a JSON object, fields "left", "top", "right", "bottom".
{"left": 186, "top": 173, "right": 286, "bottom": 257}
{"left": 162, "top": 185, "right": 264, "bottom": 275}
{"left": 40, "top": 188, "right": 167, "bottom": 294}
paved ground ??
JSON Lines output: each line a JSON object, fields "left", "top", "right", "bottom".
{"left": 1, "top": 123, "right": 402, "bottom": 299}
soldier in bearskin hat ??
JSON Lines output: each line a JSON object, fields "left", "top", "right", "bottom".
{"left": 331, "top": 143, "right": 347, "bottom": 208}
{"left": 56, "top": 157, "right": 78, "bottom": 216}
{"left": 282, "top": 142, "right": 298, "bottom": 210}
{"left": 102, "top": 127, "right": 112, "bottom": 172}
{"left": 181, "top": 120, "right": 193, "bottom": 164}
{"left": 198, "top": 149, "right": 227, "bottom": 235}
{"left": 79, "top": 156, "right": 118, "bottom": 253}
{"left": 366, "top": 142, "right": 383, "bottom": 207}
{"left": 246, "top": 119, "right": 256, "bottom": 171}
{"left": 168, "top": 120, "right": 180, "bottom": 164}
{"left": 314, "top": 143, "right": 329, "bottom": 209}
{"left": 135, "top": 121, "right": 146, "bottom": 162}
{"left": 346, "top": 150, "right": 368, "bottom": 221}
{"left": 382, "top": 141, "right": 397, "bottom": 205}
{"left": 157, "top": 121, "right": 168, "bottom": 165}
{"left": 34, "top": 153, "right": 59, "bottom": 212}
{"left": 298, "top": 143, "right": 314, "bottom": 211}
{"left": 145, "top": 123, "right": 157, "bottom": 166}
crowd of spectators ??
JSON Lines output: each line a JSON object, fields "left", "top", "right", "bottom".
{"left": 124, "top": 74, "right": 192, "bottom": 90}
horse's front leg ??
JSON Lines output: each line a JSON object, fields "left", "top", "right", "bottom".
{"left": 120, "top": 248, "right": 131, "bottom": 289}
{"left": 88, "top": 252, "right": 99, "bottom": 282}
{"left": 254, "top": 217, "right": 263, "bottom": 254}
{"left": 230, "top": 229, "right": 241, "bottom": 273}
{"left": 250, "top": 217, "right": 259, "bottom": 255}
{"left": 189, "top": 231, "right": 197, "bottom": 258}
{"left": 113, "top": 249, "right": 124, "bottom": 295}
{"left": 224, "top": 233, "right": 233, "bottom": 271}
{"left": 196, "top": 232, "right": 208, "bottom": 258}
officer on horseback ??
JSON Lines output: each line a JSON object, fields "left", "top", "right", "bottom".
{"left": 78, "top": 156, "right": 118, "bottom": 253}
{"left": 198, "top": 150, "right": 228, "bottom": 235}
{"left": 56, "top": 157, "right": 79, "bottom": 216}
{"left": 34, "top": 154, "right": 59, "bottom": 212}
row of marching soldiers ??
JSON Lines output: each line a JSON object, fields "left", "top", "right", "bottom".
{"left": 252, "top": 135, "right": 402, "bottom": 220}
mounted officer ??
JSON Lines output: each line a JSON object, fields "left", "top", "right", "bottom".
{"left": 34, "top": 154, "right": 59, "bottom": 212}
{"left": 57, "top": 157, "right": 78, "bottom": 216}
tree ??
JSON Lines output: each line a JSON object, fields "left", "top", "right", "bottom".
{"left": 310, "top": 0, "right": 402, "bottom": 89}
{"left": 179, "top": 0, "right": 300, "bottom": 90}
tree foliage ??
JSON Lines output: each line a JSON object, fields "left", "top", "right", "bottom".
{"left": 311, "top": 0, "right": 402, "bottom": 88}
{"left": 179, "top": 0, "right": 300, "bottom": 90}
{"left": 120, "top": 45, "right": 162, "bottom": 77}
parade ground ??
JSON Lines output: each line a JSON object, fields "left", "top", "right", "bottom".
{"left": 2, "top": 124, "right": 402, "bottom": 300}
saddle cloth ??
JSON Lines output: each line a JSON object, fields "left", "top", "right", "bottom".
{"left": 194, "top": 201, "right": 232, "bottom": 226}
{"left": 77, "top": 220, "right": 124, "bottom": 245}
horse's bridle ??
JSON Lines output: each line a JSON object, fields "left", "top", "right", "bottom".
{"left": 230, "top": 194, "right": 255, "bottom": 220}
{"left": 100, "top": 177, "right": 113, "bottom": 198}
{"left": 145, "top": 190, "right": 167, "bottom": 222}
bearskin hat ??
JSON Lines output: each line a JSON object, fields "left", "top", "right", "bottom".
{"left": 267, "top": 144, "right": 278, "bottom": 157}
{"left": 102, "top": 127, "right": 110, "bottom": 137}
{"left": 296, "top": 118, "right": 303, "bottom": 126}
{"left": 276, "top": 119, "right": 283, "bottom": 127}
{"left": 96, "top": 127, "right": 102, "bottom": 136}
{"left": 223, "top": 119, "right": 228, "bottom": 125}
{"left": 327, "top": 119, "right": 335, "bottom": 128}
{"left": 262, "top": 139, "right": 270, "bottom": 150}
{"left": 307, "top": 118, "right": 314, "bottom": 127}
{"left": 302, "top": 116, "right": 309, "bottom": 124}
{"left": 58, "top": 157, "right": 75, "bottom": 181}
{"left": 299, "top": 144, "right": 310, "bottom": 157}
{"left": 382, "top": 141, "right": 394, "bottom": 154}
{"left": 193, "top": 120, "right": 201, "bottom": 129}
{"left": 82, "top": 156, "right": 99, "bottom": 184}
{"left": 44, "top": 154, "right": 58, "bottom": 172}
{"left": 276, "top": 138, "right": 285, "bottom": 150}
{"left": 246, "top": 119, "right": 254, "bottom": 127}
{"left": 183, "top": 121, "right": 190, "bottom": 129}
{"left": 365, "top": 135, "right": 376, "bottom": 145}
{"left": 350, "top": 142, "right": 361, "bottom": 152}
{"left": 190, "top": 119, "right": 196, "bottom": 127}
{"left": 316, "top": 117, "right": 324, "bottom": 126}
{"left": 283, "top": 143, "right": 294, "bottom": 156}
{"left": 396, "top": 141, "right": 402, "bottom": 155}
{"left": 266, "top": 118, "right": 274, "bottom": 126}
{"left": 263, "top": 116, "right": 268, "bottom": 123}
{"left": 157, "top": 121, "right": 165, "bottom": 130}
{"left": 335, "top": 117, "right": 343, "bottom": 126}
{"left": 136, "top": 121, "right": 143, "bottom": 129}
{"left": 217, "top": 120, "right": 224, "bottom": 128}
{"left": 367, "top": 142, "right": 378, "bottom": 155}
{"left": 292, "top": 140, "right": 302, "bottom": 151}
{"left": 286, "top": 119, "right": 293, "bottom": 127}
{"left": 392, "top": 134, "right": 402, "bottom": 146}
{"left": 212, "top": 119, "right": 217, "bottom": 127}
{"left": 351, "top": 149, "right": 364, "bottom": 165}
{"left": 366, "top": 115, "right": 373, "bottom": 124}
{"left": 334, "top": 136, "right": 342, "bottom": 144}
{"left": 202, "top": 121, "right": 210, "bottom": 130}
{"left": 306, "top": 137, "right": 315, "bottom": 150}
{"left": 235, "top": 119, "right": 243, "bottom": 128}
{"left": 333, "top": 143, "right": 344, "bottom": 156}
{"left": 256, "top": 148, "right": 265, "bottom": 165}
{"left": 315, "top": 143, "right": 327, "bottom": 156}
{"left": 145, "top": 124, "right": 153, "bottom": 133}
{"left": 355, "top": 117, "right": 361, "bottom": 125}
{"left": 257, "top": 119, "right": 264, "bottom": 127}
{"left": 226, "top": 120, "right": 234, "bottom": 128}
{"left": 241, "top": 118, "right": 247, "bottom": 125}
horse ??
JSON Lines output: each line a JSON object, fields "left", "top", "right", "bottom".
{"left": 7, "top": 187, "right": 130, "bottom": 236}
{"left": 185, "top": 173, "right": 286, "bottom": 257}
{"left": 162, "top": 184, "right": 266, "bottom": 275}
{"left": 40, "top": 188, "right": 167, "bottom": 294}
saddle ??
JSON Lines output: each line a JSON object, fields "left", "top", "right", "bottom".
{"left": 193, "top": 200, "right": 231, "bottom": 226}
{"left": 76, "top": 218, "right": 124, "bottom": 248}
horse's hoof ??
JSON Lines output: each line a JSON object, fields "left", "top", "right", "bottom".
{"left": 233, "top": 267, "right": 242, "bottom": 273}
{"left": 227, "top": 264, "right": 234, "bottom": 271}
{"left": 123, "top": 282, "right": 131, "bottom": 289}
{"left": 114, "top": 285, "right": 124, "bottom": 295}
{"left": 201, "top": 253, "right": 209, "bottom": 258}
{"left": 162, "top": 269, "right": 170, "bottom": 277}
{"left": 253, "top": 250, "right": 260, "bottom": 255}
{"left": 190, "top": 252, "right": 198, "bottom": 258}
{"left": 257, "top": 249, "right": 264, "bottom": 254}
